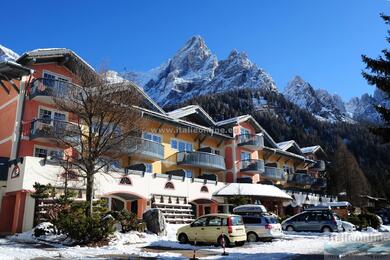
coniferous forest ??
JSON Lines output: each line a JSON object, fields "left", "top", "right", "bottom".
{"left": 167, "top": 88, "right": 390, "bottom": 203}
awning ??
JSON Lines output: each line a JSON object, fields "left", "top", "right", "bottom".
{"left": 213, "top": 183, "right": 292, "bottom": 200}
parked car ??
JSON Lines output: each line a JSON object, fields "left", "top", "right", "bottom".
{"left": 176, "top": 214, "right": 246, "bottom": 246}
{"left": 233, "top": 204, "right": 283, "bottom": 242}
{"left": 333, "top": 215, "right": 356, "bottom": 232}
{"left": 281, "top": 207, "right": 343, "bottom": 233}
{"left": 341, "top": 221, "right": 356, "bottom": 232}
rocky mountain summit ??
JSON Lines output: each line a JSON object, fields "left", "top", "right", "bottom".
{"left": 123, "top": 36, "right": 277, "bottom": 107}
{"left": 284, "top": 76, "right": 352, "bottom": 122}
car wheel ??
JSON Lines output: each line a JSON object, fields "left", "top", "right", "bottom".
{"left": 322, "top": 226, "right": 332, "bottom": 233}
{"left": 286, "top": 225, "right": 295, "bottom": 232}
{"left": 247, "top": 232, "right": 258, "bottom": 243}
{"left": 217, "top": 235, "right": 230, "bottom": 247}
{"left": 178, "top": 233, "right": 189, "bottom": 244}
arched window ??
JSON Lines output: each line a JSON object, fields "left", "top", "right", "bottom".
{"left": 164, "top": 182, "right": 174, "bottom": 190}
{"left": 61, "top": 170, "right": 78, "bottom": 180}
{"left": 200, "top": 185, "right": 209, "bottom": 193}
{"left": 120, "top": 177, "right": 132, "bottom": 185}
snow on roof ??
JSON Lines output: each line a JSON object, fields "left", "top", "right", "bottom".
{"left": 215, "top": 115, "right": 252, "bottom": 126}
{"left": 277, "top": 140, "right": 303, "bottom": 155}
{"left": 213, "top": 183, "right": 292, "bottom": 200}
{"left": 301, "top": 145, "right": 320, "bottom": 154}
{"left": 327, "top": 201, "right": 351, "bottom": 207}
{"left": 277, "top": 140, "right": 295, "bottom": 150}
{"left": 134, "top": 105, "right": 232, "bottom": 139}
{"left": 167, "top": 105, "right": 215, "bottom": 125}
{"left": 18, "top": 48, "right": 95, "bottom": 72}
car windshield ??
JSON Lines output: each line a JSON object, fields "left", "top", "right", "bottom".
{"left": 230, "top": 216, "right": 243, "bottom": 226}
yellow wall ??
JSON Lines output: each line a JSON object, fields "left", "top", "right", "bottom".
{"left": 128, "top": 118, "right": 226, "bottom": 181}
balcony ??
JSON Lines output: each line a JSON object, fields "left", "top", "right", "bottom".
{"left": 311, "top": 177, "right": 327, "bottom": 190}
{"left": 30, "top": 119, "right": 79, "bottom": 143}
{"left": 310, "top": 160, "right": 326, "bottom": 171}
{"left": 236, "top": 134, "right": 264, "bottom": 150}
{"left": 263, "top": 166, "right": 287, "bottom": 181}
{"left": 176, "top": 151, "right": 226, "bottom": 171}
{"left": 29, "top": 78, "right": 74, "bottom": 103}
{"left": 239, "top": 159, "right": 265, "bottom": 174}
{"left": 130, "top": 138, "right": 164, "bottom": 160}
{"left": 288, "top": 173, "right": 315, "bottom": 186}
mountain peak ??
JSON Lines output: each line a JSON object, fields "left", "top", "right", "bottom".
{"left": 284, "top": 76, "right": 351, "bottom": 122}
{"left": 0, "top": 44, "right": 19, "bottom": 61}
{"left": 178, "top": 35, "right": 211, "bottom": 57}
{"left": 124, "top": 36, "right": 277, "bottom": 106}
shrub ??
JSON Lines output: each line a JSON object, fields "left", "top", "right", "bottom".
{"left": 110, "top": 210, "right": 146, "bottom": 233}
{"left": 54, "top": 201, "right": 115, "bottom": 244}
{"left": 347, "top": 214, "right": 363, "bottom": 230}
{"left": 360, "top": 213, "right": 381, "bottom": 229}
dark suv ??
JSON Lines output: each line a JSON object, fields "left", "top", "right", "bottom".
{"left": 281, "top": 208, "right": 343, "bottom": 233}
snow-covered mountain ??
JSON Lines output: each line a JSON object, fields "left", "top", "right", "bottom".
{"left": 284, "top": 76, "right": 353, "bottom": 123}
{"left": 123, "top": 36, "right": 277, "bottom": 106}
{"left": 346, "top": 89, "right": 389, "bottom": 124}
{"left": 284, "top": 76, "right": 389, "bottom": 124}
{"left": 0, "top": 44, "right": 19, "bottom": 61}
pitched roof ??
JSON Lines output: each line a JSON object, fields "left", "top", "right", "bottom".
{"left": 0, "top": 61, "right": 32, "bottom": 80}
{"left": 216, "top": 115, "right": 278, "bottom": 148}
{"left": 134, "top": 105, "right": 232, "bottom": 139}
{"left": 277, "top": 140, "right": 303, "bottom": 155}
{"left": 301, "top": 145, "right": 322, "bottom": 154}
{"left": 167, "top": 105, "right": 215, "bottom": 126}
{"left": 17, "top": 48, "right": 95, "bottom": 74}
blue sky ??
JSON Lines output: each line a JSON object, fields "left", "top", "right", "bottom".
{"left": 1, "top": 0, "right": 389, "bottom": 101}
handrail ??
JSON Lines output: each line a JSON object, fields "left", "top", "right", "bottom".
{"left": 176, "top": 151, "right": 226, "bottom": 170}
{"left": 263, "top": 166, "right": 287, "bottom": 180}
{"left": 29, "top": 78, "right": 80, "bottom": 98}
{"left": 239, "top": 159, "right": 265, "bottom": 172}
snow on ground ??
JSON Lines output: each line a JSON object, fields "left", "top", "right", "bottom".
{"left": 1, "top": 224, "right": 390, "bottom": 259}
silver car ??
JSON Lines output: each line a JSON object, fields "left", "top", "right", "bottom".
{"left": 282, "top": 209, "right": 343, "bottom": 233}
{"left": 239, "top": 214, "right": 284, "bottom": 242}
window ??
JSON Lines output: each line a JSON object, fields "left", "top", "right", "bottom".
{"left": 143, "top": 132, "right": 161, "bottom": 143}
{"left": 241, "top": 151, "right": 251, "bottom": 161}
{"left": 171, "top": 139, "right": 192, "bottom": 152}
{"left": 200, "top": 186, "right": 209, "bottom": 193}
{"left": 39, "top": 109, "right": 52, "bottom": 123}
{"left": 164, "top": 182, "right": 174, "bottom": 189}
{"left": 243, "top": 216, "right": 262, "bottom": 224}
{"left": 62, "top": 170, "right": 78, "bottom": 180}
{"left": 39, "top": 108, "right": 66, "bottom": 123}
{"left": 264, "top": 216, "right": 278, "bottom": 224}
{"left": 192, "top": 217, "right": 207, "bottom": 227}
{"left": 48, "top": 150, "right": 64, "bottom": 159}
{"left": 207, "top": 216, "right": 222, "bottom": 226}
{"left": 185, "top": 170, "right": 192, "bottom": 178}
{"left": 145, "top": 163, "right": 153, "bottom": 173}
{"left": 120, "top": 177, "right": 132, "bottom": 185}
{"left": 34, "top": 147, "right": 64, "bottom": 159}
{"left": 34, "top": 148, "right": 48, "bottom": 158}
{"left": 240, "top": 128, "right": 250, "bottom": 136}
{"left": 229, "top": 216, "right": 244, "bottom": 226}
{"left": 170, "top": 139, "right": 177, "bottom": 149}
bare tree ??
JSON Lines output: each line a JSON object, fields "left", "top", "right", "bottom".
{"left": 38, "top": 69, "right": 143, "bottom": 216}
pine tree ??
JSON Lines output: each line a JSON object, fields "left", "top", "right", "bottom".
{"left": 330, "top": 139, "right": 371, "bottom": 205}
{"left": 362, "top": 14, "right": 390, "bottom": 142}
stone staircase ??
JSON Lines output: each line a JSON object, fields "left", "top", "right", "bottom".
{"left": 151, "top": 194, "right": 195, "bottom": 224}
